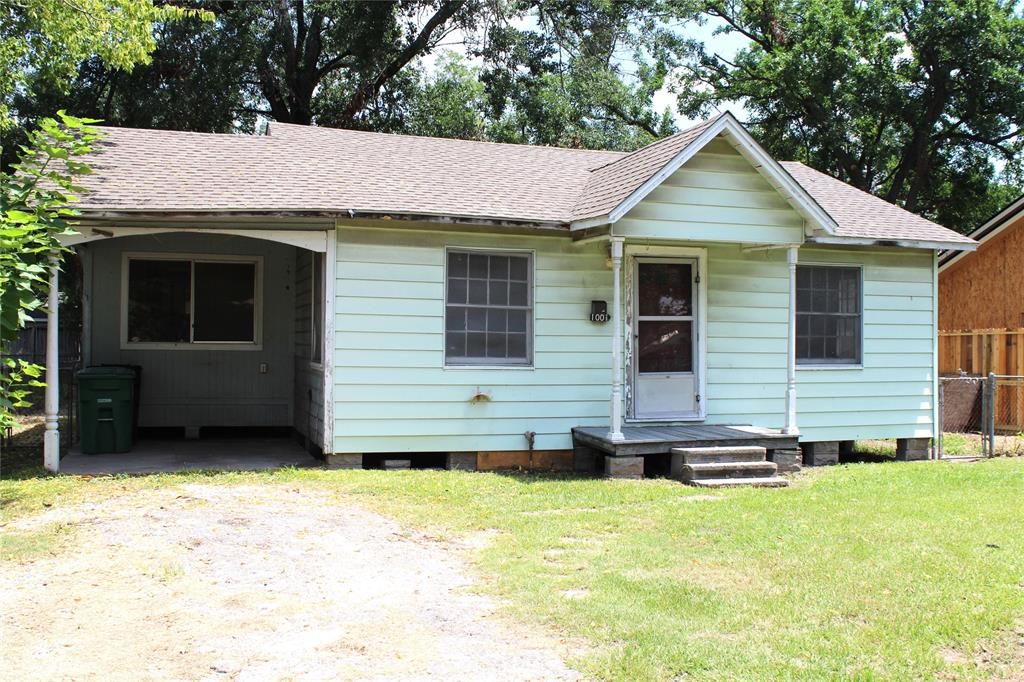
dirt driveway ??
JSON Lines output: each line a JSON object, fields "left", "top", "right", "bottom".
{"left": 0, "top": 485, "right": 580, "bottom": 681}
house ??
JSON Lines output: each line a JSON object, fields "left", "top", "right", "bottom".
{"left": 938, "top": 195, "right": 1024, "bottom": 373}
{"left": 38, "top": 113, "right": 976, "bottom": 478}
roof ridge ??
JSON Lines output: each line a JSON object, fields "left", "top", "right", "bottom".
{"left": 92, "top": 125, "right": 258, "bottom": 139}
{"left": 267, "top": 121, "right": 625, "bottom": 157}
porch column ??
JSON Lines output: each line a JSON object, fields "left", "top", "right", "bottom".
{"left": 43, "top": 252, "right": 60, "bottom": 472}
{"left": 608, "top": 237, "right": 625, "bottom": 442}
{"left": 783, "top": 246, "right": 799, "bottom": 435}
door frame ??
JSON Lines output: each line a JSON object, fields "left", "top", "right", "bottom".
{"left": 624, "top": 244, "right": 707, "bottom": 422}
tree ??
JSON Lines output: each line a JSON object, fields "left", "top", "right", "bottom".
{"left": 0, "top": 0, "right": 205, "bottom": 128}
{"left": 11, "top": 8, "right": 257, "bottom": 135}
{"left": 670, "top": 0, "right": 1024, "bottom": 232}
{"left": 0, "top": 113, "right": 101, "bottom": 428}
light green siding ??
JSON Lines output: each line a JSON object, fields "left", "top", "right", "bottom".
{"left": 333, "top": 225, "right": 612, "bottom": 453}
{"left": 796, "top": 246, "right": 935, "bottom": 441}
{"left": 704, "top": 244, "right": 788, "bottom": 427}
{"left": 614, "top": 137, "right": 806, "bottom": 244}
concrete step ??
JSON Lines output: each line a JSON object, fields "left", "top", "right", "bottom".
{"left": 677, "top": 460, "right": 779, "bottom": 481}
{"left": 690, "top": 476, "right": 790, "bottom": 489}
{"left": 670, "top": 446, "right": 767, "bottom": 464}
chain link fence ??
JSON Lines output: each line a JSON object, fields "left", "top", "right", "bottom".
{"left": 938, "top": 374, "right": 1024, "bottom": 458}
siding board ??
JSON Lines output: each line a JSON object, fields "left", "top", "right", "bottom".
{"left": 796, "top": 246, "right": 935, "bottom": 440}
{"left": 333, "top": 225, "right": 612, "bottom": 453}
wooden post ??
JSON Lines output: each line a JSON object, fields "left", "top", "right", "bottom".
{"left": 783, "top": 246, "right": 799, "bottom": 435}
{"left": 321, "top": 230, "right": 336, "bottom": 456}
{"left": 43, "top": 252, "right": 60, "bottom": 472}
{"left": 608, "top": 237, "right": 625, "bottom": 442}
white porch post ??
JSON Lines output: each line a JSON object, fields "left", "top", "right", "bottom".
{"left": 783, "top": 245, "right": 799, "bottom": 435}
{"left": 608, "top": 237, "right": 625, "bottom": 442}
{"left": 43, "top": 251, "right": 61, "bottom": 472}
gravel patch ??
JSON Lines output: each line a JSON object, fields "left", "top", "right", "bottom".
{"left": 0, "top": 485, "right": 580, "bottom": 681}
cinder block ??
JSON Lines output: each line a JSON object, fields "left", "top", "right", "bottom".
{"left": 896, "top": 438, "right": 930, "bottom": 461}
{"left": 801, "top": 441, "right": 839, "bottom": 466}
{"left": 604, "top": 455, "right": 643, "bottom": 479}
{"left": 325, "top": 453, "right": 363, "bottom": 470}
{"left": 768, "top": 448, "right": 802, "bottom": 473}
{"left": 446, "top": 452, "right": 478, "bottom": 471}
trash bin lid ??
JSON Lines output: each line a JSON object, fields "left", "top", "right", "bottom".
{"left": 77, "top": 366, "right": 137, "bottom": 379}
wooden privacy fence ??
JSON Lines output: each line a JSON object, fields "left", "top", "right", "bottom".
{"left": 939, "top": 328, "right": 1024, "bottom": 377}
{"left": 939, "top": 329, "right": 1024, "bottom": 434}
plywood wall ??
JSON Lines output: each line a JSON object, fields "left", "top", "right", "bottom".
{"left": 939, "top": 211, "right": 1024, "bottom": 331}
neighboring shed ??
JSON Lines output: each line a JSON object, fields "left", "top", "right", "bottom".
{"left": 938, "top": 195, "right": 1024, "bottom": 377}
{"left": 939, "top": 195, "right": 1024, "bottom": 331}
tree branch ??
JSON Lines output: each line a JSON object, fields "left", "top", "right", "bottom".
{"left": 335, "top": 0, "right": 467, "bottom": 124}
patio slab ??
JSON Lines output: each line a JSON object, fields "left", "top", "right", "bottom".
{"left": 61, "top": 437, "right": 319, "bottom": 475}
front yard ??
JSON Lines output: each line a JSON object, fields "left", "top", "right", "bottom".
{"left": 2, "top": 458, "right": 1023, "bottom": 680}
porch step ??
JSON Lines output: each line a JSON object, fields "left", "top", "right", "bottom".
{"left": 676, "top": 460, "right": 779, "bottom": 481}
{"left": 691, "top": 476, "right": 790, "bottom": 489}
{"left": 670, "top": 446, "right": 767, "bottom": 464}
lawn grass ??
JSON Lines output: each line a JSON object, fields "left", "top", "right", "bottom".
{"left": 2, "top": 459, "right": 1023, "bottom": 679}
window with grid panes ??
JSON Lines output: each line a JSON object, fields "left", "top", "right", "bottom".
{"left": 445, "top": 250, "right": 532, "bottom": 366}
{"left": 796, "top": 265, "right": 862, "bottom": 365}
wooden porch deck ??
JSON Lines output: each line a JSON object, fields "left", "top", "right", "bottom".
{"left": 572, "top": 424, "right": 799, "bottom": 457}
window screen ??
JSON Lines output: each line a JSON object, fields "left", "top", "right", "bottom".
{"left": 445, "top": 250, "right": 532, "bottom": 365}
{"left": 796, "top": 265, "right": 861, "bottom": 365}
{"left": 125, "top": 257, "right": 258, "bottom": 345}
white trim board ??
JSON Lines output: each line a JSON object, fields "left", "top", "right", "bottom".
{"left": 571, "top": 112, "right": 839, "bottom": 237}
{"left": 61, "top": 225, "right": 331, "bottom": 252}
{"left": 809, "top": 235, "right": 976, "bottom": 253}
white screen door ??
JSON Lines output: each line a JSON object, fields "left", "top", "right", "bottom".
{"left": 633, "top": 258, "right": 699, "bottom": 420}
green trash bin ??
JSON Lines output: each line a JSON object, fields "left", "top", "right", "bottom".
{"left": 77, "top": 366, "right": 136, "bottom": 454}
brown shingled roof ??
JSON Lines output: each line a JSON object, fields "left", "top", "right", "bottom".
{"left": 571, "top": 116, "right": 719, "bottom": 221}
{"left": 76, "top": 119, "right": 974, "bottom": 248}
{"left": 780, "top": 162, "right": 975, "bottom": 246}
{"left": 79, "top": 123, "right": 622, "bottom": 224}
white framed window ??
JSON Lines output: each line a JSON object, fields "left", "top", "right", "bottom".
{"left": 444, "top": 248, "right": 533, "bottom": 367}
{"left": 310, "top": 251, "right": 324, "bottom": 366}
{"left": 121, "top": 252, "right": 262, "bottom": 350}
{"left": 796, "top": 264, "right": 862, "bottom": 366}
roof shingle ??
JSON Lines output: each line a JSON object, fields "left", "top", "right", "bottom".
{"left": 75, "top": 119, "right": 974, "bottom": 247}
{"left": 780, "top": 162, "right": 975, "bottom": 245}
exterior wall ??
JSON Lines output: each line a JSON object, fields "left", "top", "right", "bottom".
{"left": 797, "top": 246, "right": 936, "bottom": 441}
{"left": 330, "top": 236, "right": 937, "bottom": 451}
{"left": 86, "top": 233, "right": 296, "bottom": 428}
{"left": 614, "top": 137, "right": 806, "bottom": 244}
{"left": 704, "top": 243, "right": 789, "bottom": 426}
{"left": 939, "top": 211, "right": 1024, "bottom": 330}
{"left": 293, "top": 249, "right": 325, "bottom": 448}
{"left": 332, "top": 225, "right": 613, "bottom": 453}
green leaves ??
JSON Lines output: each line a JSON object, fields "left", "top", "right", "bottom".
{"left": 1, "top": 0, "right": 211, "bottom": 129}
{"left": 0, "top": 112, "right": 102, "bottom": 429}
{"left": 671, "top": 0, "right": 1024, "bottom": 232}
